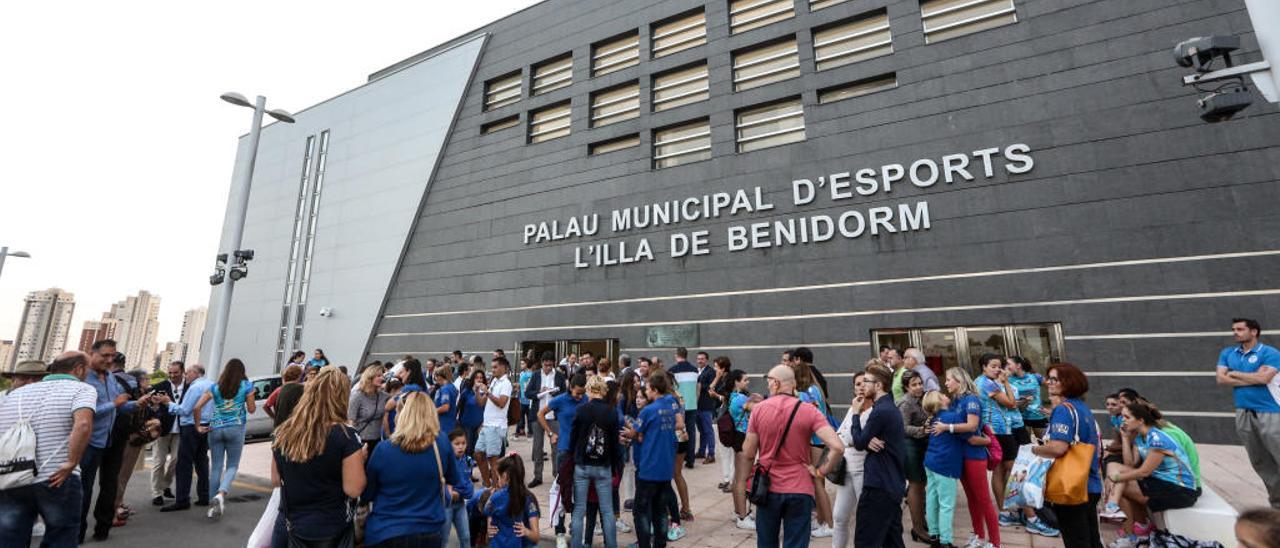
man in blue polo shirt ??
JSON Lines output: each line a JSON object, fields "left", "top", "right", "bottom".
{"left": 1216, "top": 317, "right": 1280, "bottom": 508}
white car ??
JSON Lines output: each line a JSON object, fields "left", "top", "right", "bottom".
{"left": 245, "top": 375, "right": 282, "bottom": 439}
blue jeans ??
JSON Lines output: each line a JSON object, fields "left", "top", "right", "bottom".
{"left": 633, "top": 479, "right": 672, "bottom": 548}
{"left": 571, "top": 464, "right": 616, "bottom": 548}
{"left": 696, "top": 411, "right": 715, "bottom": 457}
{"left": 442, "top": 501, "right": 469, "bottom": 548}
{"left": 755, "top": 492, "right": 815, "bottom": 548}
{"left": 208, "top": 424, "right": 246, "bottom": 499}
{"left": 0, "top": 476, "right": 83, "bottom": 548}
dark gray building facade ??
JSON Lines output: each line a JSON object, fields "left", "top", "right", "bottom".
{"left": 365, "top": 0, "right": 1280, "bottom": 443}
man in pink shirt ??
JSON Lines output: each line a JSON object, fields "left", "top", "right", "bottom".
{"left": 742, "top": 364, "right": 845, "bottom": 548}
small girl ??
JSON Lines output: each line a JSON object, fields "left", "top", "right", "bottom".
{"left": 484, "top": 455, "right": 541, "bottom": 548}
{"left": 444, "top": 430, "right": 475, "bottom": 548}
{"left": 923, "top": 390, "right": 969, "bottom": 548}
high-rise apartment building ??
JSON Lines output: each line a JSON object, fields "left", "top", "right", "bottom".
{"left": 178, "top": 307, "right": 207, "bottom": 364}
{"left": 0, "top": 340, "right": 14, "bottom": 373}
{"left": 12, "top": 288, "right": 75, "bottom": 367}
{"left": 102, "top": 290, "right": 161, "bottom": 370}
{"left": 77, "top": 319, "right": 120, "bottom": 353}
{"left": 157, "top": 341, "right": 185, "bottom": 372}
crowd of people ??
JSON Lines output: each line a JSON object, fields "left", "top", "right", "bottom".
{"left": 0, "top": 317, "right": 1278, "bottom": 548}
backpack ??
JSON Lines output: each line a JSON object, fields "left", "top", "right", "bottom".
{"left": 0, "top": 395, "right": 41, "bottom": 490}
{"left": 507, "top": 394, "right": 523, "bottom": 426}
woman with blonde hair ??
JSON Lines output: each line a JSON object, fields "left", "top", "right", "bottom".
{"left": 937, "top": 367, "right": 1001, "bottom": 548}
{"left": 364, "top": 391, "right": 468, "bottom": 548}
{"left": 349, "top": 365, "right": 389, "bottom": 454}
{"left": 270, "top": 366, "right": 366, "bottom": 548}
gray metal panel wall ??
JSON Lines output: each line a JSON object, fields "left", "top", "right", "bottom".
{"left": 370, "top": 0, "right": 1280, "bottom": 443}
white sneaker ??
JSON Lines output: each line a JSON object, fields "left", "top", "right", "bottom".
{"left": 964, "top": 534, "right": 985, "bottom": 548}
{"left": 207, "top": 494, "right": 225, "bottom": 519}
{"left": 31, "top": 522, "right": 45, "bottom": 537}
{"left": 735, "top": 514, "right": 756, "bottom": 530}
{"left": 1108, "top": 535, "right": 1141, "bottom": 548}
{"left": 811, "top": 525, "right": 834, "bottom": 538}
{"left": 615, "top": 518, "right": 632, "bottom": 533}
{"left": 811, "top": 517, "right": 820, "bottom": 530}
{"left": 556, "top": 534, "right": 568, "bottom": 548}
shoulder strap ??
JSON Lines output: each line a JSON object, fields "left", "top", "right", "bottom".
{"left": 770, "top": 399, "right": 803, "bottom": 460}
{"left": 432, "top": 442, "right": 449, "bottom": 506}
{"left": 1062, "top": 402, "right": 1082, "bottom": 444}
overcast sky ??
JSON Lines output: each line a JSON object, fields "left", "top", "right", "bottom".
{"left": 0, "top": 0, "right": 541, "bottom": 354}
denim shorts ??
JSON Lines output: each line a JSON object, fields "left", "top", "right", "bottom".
{"left": 475, "top": 425, "right": 508, "bottom": 457}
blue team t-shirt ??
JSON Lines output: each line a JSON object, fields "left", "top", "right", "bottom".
{"left": 517, "top": 370, "right": 533, "bottom": 406}
{"left": 1135, "top": 428, "right": 1197, "bottom": 489}
{"left": 925, "top": 410, "right": 969, "bottom": 478}
{"left": 635, "top": 394, "right": 679, "bottom": 482}
{"left": 435, "top": 382, "right": 459, "bottom": 435}
{"left": 1008, "top": 372, "right": 1044, "bottom": 421}
{"left": 483, "top": 486, "right": 540, "bottom": 548}
{"left": 1048, "top": 399, "right": 1103, "bottom": 495}
{"left": 547, "top": 393, "right": 585, "bottom": 452}
{"left": 386, "top": 383, "right": 424, "bottom": 435}
{"left": 974, "top": 376, "right": 1011, "bottom": 435}
{"left": 457, "top": 387, "right": 484, "bottom": 429}
{"left": 952, "top": 394, "right": 987, "bottom": 461}
{"left": 729, "top": 392, "right": 751, "bottom": 433}
{"left": 1218, "top": 343, "right": 1280, "bottom": 412}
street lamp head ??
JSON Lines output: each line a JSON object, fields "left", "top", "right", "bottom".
{"left": 6, "top": 251, "right": 31, "bottom": 258}
{"left": 220, "top": 92, "right": 253, "bottom": 108}
{"left": 267, "top": 109, "right": 296, "bottom": 124}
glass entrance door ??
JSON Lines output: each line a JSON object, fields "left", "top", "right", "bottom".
{"left": 919, "top": 328, "right": 960, "bottom": 376}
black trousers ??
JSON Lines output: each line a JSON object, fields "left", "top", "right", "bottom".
{"left": 1052, "top": 492, "right": 1104, "bottom": 548}
{"left": 79, "top": 438, "right": 125, "bottom": 541}
{"left": 854, "top": 486, "right": 906, "bottom": 548}
{"left": 175, "top": 424, "right": 210, "bottom": 504}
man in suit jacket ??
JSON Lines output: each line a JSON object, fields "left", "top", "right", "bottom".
{"left": 524, "top": 351, "right": 566, "bottom": 487}
{"left": 148, "top": 361, "right": 184, "bottom": 506}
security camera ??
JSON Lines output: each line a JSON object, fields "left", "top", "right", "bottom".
{"left": 234, "top": 249, "right": 255, "bottom": 261}
{"left": 319, "top": 307, "right": 334, "bottom": 317}
{"left": 209, "top": 270, "right": 225, "bottom": 286}
{"left": 228, "top": 265, "right": 248, "bottom": 281}
{"left": 216, "top": 253, "right": 228, "bottom": 265}
{"left": 1174, "top": 35, "right": 1239, "bottom": 71}
{"left": 1198, "top": 88, "right": 1253, "bottom": 122}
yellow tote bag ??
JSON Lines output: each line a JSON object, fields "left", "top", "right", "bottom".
{"left": 1045, "top": 402, "right": 1094, "bottom": 506}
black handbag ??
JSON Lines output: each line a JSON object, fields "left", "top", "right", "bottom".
{"left": 747, "top": 399, "right": 802, "bottom": 506}
{"left": 824, "top": 409, "right": 853, "bottom": 485}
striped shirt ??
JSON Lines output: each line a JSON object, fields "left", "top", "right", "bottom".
{"left": 0, "top": 377, "right": 97, "bottom": 483}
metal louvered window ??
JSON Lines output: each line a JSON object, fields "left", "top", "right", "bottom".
{"left": 482, "top": 115, "right": 520, "bottom": 134}
{"left": 593, "top": 33, "right": 640, "bottom": 76}
{"left": 736, "top": 98, "right": 805, "bottom": 152}
{"left": 590, "top": 134, "right": 641, "bottom": 155}
{"left": 484, "top": 72, "right": 522, "bottom": 110}
{"left": 813, "top": 12, "right": 893, "bottom": 71}
{"left": 532, "top": 55, "right": 573, "bottom": 96}
{"left": 529, "top": 102, "right": 572, "bottom": 143}
{"left": 730, "top": 0, "right": 795, "bottom": 34}
{"left": 817, "top": 73, "right": 898, "bottom": 103}
{"left": 652, "top": 63, "right": 709, "bottom": 112}
{"left": 591, "top": 83, "right": 640, "bottom": 127}
{"left": 809, "top": 0, "right": 849, "bottom": 11}
{"left": 653, "top": 119, "right": 711, "bottom": 168}
{"left": 652, "top": 11, "right": 707, "bottom": 58}
{"left": 732, "top": 39, "right": 800, "bottom": 91}
{"left": 921, "top": 0, "right": 1017, "bottom": 44}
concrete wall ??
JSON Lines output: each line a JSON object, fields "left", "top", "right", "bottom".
{"left": 367, "top": 0, "right": 1279, "bottom": 443}
{"left": 206, "top": 36, "right": 485, "bottom": 377}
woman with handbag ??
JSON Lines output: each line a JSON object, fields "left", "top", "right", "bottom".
{"left": 898, "top": 370, "right": 934, "bottom": 543}
{"left": 832, "top": 368, "right": 873, "bottom": 548}
{"left": 725, "top": 369, "right": 757, "bottom": 529}
{"left": 939, "top": 367, "right": 1001, "bottom": 548}
{"left": 1031, "top": 363, "right": 1104, "bottom": 548}
{"left": 364, "top": 391, "right": 468, "bottom": 548}
{"left": 349, "top": 365, "right": 389, "bottom": 455}
{"left": 271, "top": 366, "right": 367, "bottom": 548}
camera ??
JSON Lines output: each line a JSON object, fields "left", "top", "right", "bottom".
{"left": 1174, "top": 35, "right": 1240, "bottom": 71}
{"left": 1198, "top": 88, "right": 1254, "bottom": 122}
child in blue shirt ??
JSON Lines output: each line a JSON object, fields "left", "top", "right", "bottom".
{"left": 444, "top": 430, "right": 475, "bottom": 548}
{"left": 923, "top": 391, "right": 969, "bottom": 548}
{"left": 483, "top": 455, "right": 541, "bottom": 548}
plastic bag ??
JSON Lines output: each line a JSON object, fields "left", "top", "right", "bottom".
{"left": 247, "top": 487, "right": 280, "bottom": 548}
{"left": 1003, "top": 445, "right": 1052, "bottom": 510}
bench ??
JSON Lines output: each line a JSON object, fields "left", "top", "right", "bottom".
{"left": 1164, "top": 484, "right": 1238, "bottom": 545}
